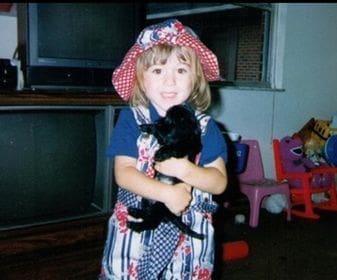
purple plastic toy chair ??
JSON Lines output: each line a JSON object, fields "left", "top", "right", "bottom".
{"left": 238, "top": 140, "right": 291, "bottom": 227}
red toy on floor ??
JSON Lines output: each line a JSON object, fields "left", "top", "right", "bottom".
{"left": 222, "top": 240, "right": 250, "bottom": 261}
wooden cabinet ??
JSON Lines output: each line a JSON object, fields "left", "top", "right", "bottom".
{"left": 0, "top": 90, "right": 125, "bottom": 279}
{"left": 0, "top": 90, "right": 125, "bottom": 106}
{"left": 0, "top": 216, "right": 108, "bottom": 279}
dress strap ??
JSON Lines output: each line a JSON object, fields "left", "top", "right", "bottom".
{"left": 116, "top": 106, "right": 156, "bottom": 207}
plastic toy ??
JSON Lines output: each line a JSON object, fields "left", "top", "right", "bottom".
{"left": 262, "top": 193, "right": 288, "bottom": 214}
{"left": 222, "top": 240, "right": 249, "bottom": 262}
{"left": 274, "top": 138, "right": 337, "bottom": 219}
{"left": 324, "top": 135, "right": 337, "bottom": 167}
{"left": 294, "top": 118, "right": 335, "bottom": 164}
{"left": 280, "top": 136, "right": 333, "bottom": 188}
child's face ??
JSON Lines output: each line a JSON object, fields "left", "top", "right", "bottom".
{"left": 143, "top": 52, "right": 192, "bottom": 116}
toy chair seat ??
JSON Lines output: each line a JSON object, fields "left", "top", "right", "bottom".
{"left": 272, "top": 139, "right": 337, "bottom": 219}
{"left": 238, "top": 140, "right": 291, "bottom": 227}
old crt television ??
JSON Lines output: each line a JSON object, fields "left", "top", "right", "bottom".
{"left": 17, "top": 3, "right": 144, "bottom": 92}
{"left": 0, "top": 105, "right": 122, "bottom": 231}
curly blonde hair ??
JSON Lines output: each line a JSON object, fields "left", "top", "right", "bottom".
{"left": 129, "top": 44, "right": 211, "bottom": 112}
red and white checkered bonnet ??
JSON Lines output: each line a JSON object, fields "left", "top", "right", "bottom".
{"left": 112, "top": 19, "right": 221, "bottom": 101}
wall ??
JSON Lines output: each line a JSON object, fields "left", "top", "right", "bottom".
{"left": 212, "top": 3, "right": 337, "bottom": 177}
{"left": 1, "top": 4, "right": 337, "bottom": 178}
{"left": 0, "top": 15, "right": 17, "bottom": 58}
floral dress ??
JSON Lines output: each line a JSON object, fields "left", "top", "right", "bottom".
{"left": 100, "top": 104, "right": 227, "bottom": 280}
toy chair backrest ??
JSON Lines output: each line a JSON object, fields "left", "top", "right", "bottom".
{"left": 272, "top": 139, "right": 286, "bottom": 181}
{"left": 238, "top": 140, "right": 265, "bottom": 182}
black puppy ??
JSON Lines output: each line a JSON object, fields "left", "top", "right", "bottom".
{"left": 127, "top": 104, "right": 204, "bottom": 239}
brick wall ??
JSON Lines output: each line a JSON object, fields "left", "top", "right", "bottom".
{"left": 236, "top": 23, "right": 264, "bottom": 81}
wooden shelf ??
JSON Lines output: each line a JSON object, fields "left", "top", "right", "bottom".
{"left": 0, "top": 90, "right": 126, "bottom": 106}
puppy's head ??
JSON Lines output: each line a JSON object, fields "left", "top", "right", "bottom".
{"left": 140, "top": 105, "right": 201, "bottom": 146}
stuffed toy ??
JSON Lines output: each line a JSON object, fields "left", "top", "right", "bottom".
{"left": 262, "top": 193, "right": 288, "bottom": 214}
{"left": 280, "top": 136, "right": 333, "bottom": 188}
{"left": 127, "top": 104, "right": 204, "bottom": 239}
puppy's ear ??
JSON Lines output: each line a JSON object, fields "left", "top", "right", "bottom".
{"left": 140, "top": 124, "right": 155, "bottom": 134}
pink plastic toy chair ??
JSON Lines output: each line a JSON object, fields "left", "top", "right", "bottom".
{"left": 238, "top": 139, "right": 291, "bottom": 227}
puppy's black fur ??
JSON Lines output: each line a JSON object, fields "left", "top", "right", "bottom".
{"left": 127, "top": 104, "right": 204, "bottom": 239}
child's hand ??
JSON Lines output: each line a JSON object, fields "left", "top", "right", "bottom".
{"left": 154, "top": 157, "right": 189, "bottom": 180}
{"left": 164, "top": 182, "right": 192, "bottom": 216}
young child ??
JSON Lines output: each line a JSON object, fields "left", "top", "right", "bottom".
{"left": 100, "top": 19, "right": 228, "bottom": 280}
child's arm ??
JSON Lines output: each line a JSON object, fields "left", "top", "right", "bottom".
{"left": 114, "top": 155, "right": 192, "bottom": 215}
{"left": 154, "top": 156, "right": 227, "bottom": 195}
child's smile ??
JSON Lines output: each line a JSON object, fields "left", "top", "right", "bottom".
{"left": 143, "top": 52, "right": 192, "bottom": 116}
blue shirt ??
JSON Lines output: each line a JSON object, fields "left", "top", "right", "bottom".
{"left": 106, "top": 104, "right": 227, "bottom": 166}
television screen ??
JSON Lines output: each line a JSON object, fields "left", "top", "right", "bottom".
{"left": 0, "top": 105, "right": 120, "bottom": 231}
{"left": 17, "top": 3, "right": 145, "bottom": 91}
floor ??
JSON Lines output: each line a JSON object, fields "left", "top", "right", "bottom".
{"left": 213, "top": 193, "right": 337, "bottom": 280}
{"left": 0, "top": 216, "right": 106, "bottom": 280}
{"left": 4, "top": 192, "right": 336, "bottom": 280}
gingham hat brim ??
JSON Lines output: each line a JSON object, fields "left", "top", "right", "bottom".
{"left": 112, "top": 19, "right": 221, "bottom": 101}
